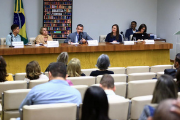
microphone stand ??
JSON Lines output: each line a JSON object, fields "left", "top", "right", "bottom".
{"left": 9, "top": 33, "right": 14, "bottom": 47}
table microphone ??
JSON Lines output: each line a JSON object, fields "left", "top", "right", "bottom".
{"left": 9, "top": 33, "right": 14, "bottom": 48}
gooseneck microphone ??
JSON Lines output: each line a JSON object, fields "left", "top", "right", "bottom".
{"left": 120, "top": 31, "right": 125, "bottom": 40}
{"left": 9, "top": 33, "right": 14, "bottom": 48}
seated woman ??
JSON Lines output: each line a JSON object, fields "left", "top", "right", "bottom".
{"left": 105, "top": 24, "right": 122, "bottom": 42}
{"left": 35, "top": 27, "right": 53, "bottom": 44}
{"left": 81, "top": 86, "right": 110, "bottom": 120}
{"left": 0, "top": 56, "right": 13, "bottom": 82}
{"left": 24, "top": 61, "right": 49, "bottom": 83}
{"left": 67, "top": 58, "right": 86, "bottom": 77}
{"left": 139, "top": 74, "right": 178, "bottom": 120}
{"left": 132, "top": 24, "right": 149, "bottom": 40}
{"left": 90, "top": 54, "right": 114, "bottom": 77}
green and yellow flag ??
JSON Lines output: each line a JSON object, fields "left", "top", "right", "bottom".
{"left": 13, "top": 0, "right": 28, "bottom": 44}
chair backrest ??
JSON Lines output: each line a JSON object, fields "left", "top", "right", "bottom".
{"left": 96, "top": 74, "right": 127, "bottom": 84}
{"left": 1, "top": 38, "right": 6, "bottom": 45}
{"left": 81, "top": 69, "right": 98, "bottom": 76}
{"left": 28, "top": 80, "right": 49, "bottom": 89}
{"left": 126, "top": 66, "right": 150, "bottom": 74}
{"left": 99, "top": 35, "right": 106, "bottom": 42}
{"left": 0, "top": 81, "right": 27, "bottom": 99}
{"left": 128, "top": 72, "right": 156, "bottom": 82}
{"left": 2, "top": 89, "right": 31, "bottom": 120}
{"left": 108, "top": 67, "right": 126, "bottom": 74}
{"left": 131, "top": 95, "right": 153, "bottom": 119}
{"left": 130, "top": 35, "right": 133, "bottom": 41}
{"left": 150, "top": 65, "right": 173, "bottom": 73}
{"left": 71, "top": 85, "right": 88, "bottom": 101}
{"left": 108, "top": 99, "right": 130, "bottom": 120}
{"left": 178, "top": 92, "right": 180, "bottom": 98}
{"left": 157, "top": 72, "right": 164, "bottom": 78}
{"left": 29, "top": 37, "right": 36, "bottom": 44}
{"left": 67, "top": 76, "right": 96, "bottom": 86}
{"left": 127, "top": 80, "right": 156, "bottom": 98}
{"left": 44, "top": 72, "right": 49, "bottom": 77}
{"left": 15, "top": 73, "right": 26, "bottom": 80}
{"left": 23, "top": 103, "right": 77, "bottom": 120}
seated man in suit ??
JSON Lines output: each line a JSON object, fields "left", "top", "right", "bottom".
{"left": 125, "top": 21, "right": 138, "bottom": 40}
{"left": 6, "top": 24, "right": 21, "bottom": 45}
{"left": 64, "top": 24, "right": 93, "bottom": 43}
{"left": 99, "top": 74, "right": 125, "bottom": 101}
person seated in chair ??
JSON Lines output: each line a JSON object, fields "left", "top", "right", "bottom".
{"left": 125, "top": 21, "right": 138, "bottom": 40}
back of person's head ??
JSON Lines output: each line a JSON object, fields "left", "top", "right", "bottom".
{"left": 151, "top": 75, "right": 178, "bottom": 104}
{"left": 26, "top": 61, "right": 41, "bottom": 80}
{"left": 0, "top": 56, "right": 8, "bottom": 82}
{"left": 49, "top": 62, "right": 67, "bottom": 79}
{"left": 81, "top": 86, "right": 110, "bottom": 120}
{"left": 138, "top": 24, "right": 147, "bottom": 33}
{"left": 152, "top": 99, "right": 180, "bottom": 120}
{"left": 67, "top": 58, "right": 82, "bottom": 77}
{"left": 96, "top": 54, "right": 110, "bottom": 70}
{"left": 57, "top": 52, "right": 68, "bottom": 65}
{"left": 100, "top": 74, "right": 114, "bottom": 89}
{"left": 11, "top": 24, "right": 19, "bottom": 32}
{"left": 174, "top": 53, "right": 180, "bottom": 69}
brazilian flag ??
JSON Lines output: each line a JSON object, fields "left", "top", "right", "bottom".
{"left": 13, "top": 0, "right": 28, "bottom": 44}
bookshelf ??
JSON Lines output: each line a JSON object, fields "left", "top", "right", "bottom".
{"left": 43, "top": 0, "right": 73, "bottom": 39}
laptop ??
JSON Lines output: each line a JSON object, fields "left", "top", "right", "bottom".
{"left": 132, "top": 33, "right": 149, "bottom": 40}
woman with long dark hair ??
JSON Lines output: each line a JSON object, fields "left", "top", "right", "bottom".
{"left": 132, "top": 24, "right": 149, "bottom": 40}
{"left": 105, "top": 24, "right": 122, "bottom": 42}
{"left": 81, "top": 86, "right": 110, "bottom": 120}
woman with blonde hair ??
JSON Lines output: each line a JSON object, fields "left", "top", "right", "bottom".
{"left": 35, "top": 27, "right": 53, "bottom": 44}
{"left": 67, "top": 58, "right": 86, "bottom": 77}
{"left": 25, "top": 61, "right": 49, "bottom": 83}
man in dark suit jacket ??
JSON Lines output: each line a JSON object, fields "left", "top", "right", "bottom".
{"left": 64, "top": 24, "right": 93, "bottom": 43}
{"left": 125, "top": 21, "right": 138, "bottom": 40}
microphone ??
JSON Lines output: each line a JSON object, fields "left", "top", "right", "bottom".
{"left": 120, "top": 31, "right": 125, "bottom": 40}
{"left": 9, "top": 32, "right": 14, "bottom": 47}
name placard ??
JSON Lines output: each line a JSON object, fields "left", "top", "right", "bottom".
{"left": 87, "top": 40, "right": 98, "bottom": 46}
{"left": 47, "top": 41, "right": 59, "bottom": 47}
{"left": 12, "top": 42, "right": 24, "bottom": 48}
{"left": 145, "top": 40, "right": 155, "bottom": 44}
{"left": 124, "top": 41, "right": 134, "bottom": 45}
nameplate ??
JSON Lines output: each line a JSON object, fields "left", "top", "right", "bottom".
{"left": 47, "top": 41, "right": 59, "bottom": 47}
{"left": 145, "top": 40, "right": 155, "bottom": 44}
{"left": 124, "top": 41, "right": 134, "bottom": 45}
{"left": 12, "top": 42, "right": 24, "bottom": 48}
{"left": 87, "top": 40, "right": 98, "bottom": 46}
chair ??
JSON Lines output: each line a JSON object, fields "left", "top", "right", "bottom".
{"left": 150, "top": 65, "right": 173, "bottom": 73}
{"left": 108, "top": 99, "right": 130, "bottom": 120}
{"left": 127, "top": 80, "right": 156, "bottom": 99}
{"left": 44, "top": 72, "right": 49, "bottom": 77}
{"left": 178, "top": 92, "right": 180, "bottom": 98}
{"left": 0, "top": 81, "right": 27, "bottom": 103}
{"left": 99, "top": 35, "right": 106, "bottom": 42}
{"left": 28, "top": 80, "right": 49, "bottom": 89}
{"left": 128, "top": 72, "right": 156, "bottom": 82}
{"left": 96, "top": 74, "right": 127, "bottom": 84}
{"left": 108, "top": 67, "right": 126, "bottom": 74}
{"left": 131, "top": 95, "right": 153, "bottom": 120}
{"left": 130, "top": 35, "right": 133, "bottom": 41}
{"left": 157, "top": 72, "right": 164, "bottom": 78}
{"left": 67, "top": 76, "right": 96, "bottom": 86}
{"left": 71, "top": 85, "right": 88, "bottom": 101}
{"left": 81, "top": 68, "right": 98, "bottom": 76}
{"left": 29, "top": 37, "right": 36, "bottom": 44}
{"left": 0, "top": 38, "right": 6, "bottom": 45}
{"left": 22, "top": 103, "right": 77, "bottom": 120}
{"left": 2, "top": 89, "right": 31, "bottom": 120}
{"left": 15, "top": 73, "right": 26, "bottom": 80}
{"left": 126, "top": 66, "right": 150, "bottom": 74}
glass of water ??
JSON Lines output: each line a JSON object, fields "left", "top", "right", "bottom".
{"left": 133, "top": 37, "right": 136, "bottom": 41}
{"left": 68, "top": 39, "right": 71, "bottom": 44}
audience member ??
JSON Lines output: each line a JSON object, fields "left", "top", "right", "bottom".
{"left": 35, "top": 27, "right": 52, "bottom": 44}
{"left": 90, "top": 54, "right": 114, "bottom": 76}
{"left": 64, "top": 24, "right": 93, "bottom": 43}
{"left": 6, "top": 24, "right": 21, "bottom": 45}
{"left": 100, "top": 74, "right": 125, "bottom": 100}
{"left": 105, "top": 24, "right": 122, "bottom": 42}
{"left": 125, "top": 21, "right": 138, "bottom": 40}
{"left": 45, "top": 52, "right": 69, "bottom": 72}
{"left": 147, "top": 99, "right": 180, "bottom": 120}
{"left": 0, "top": 56, "right": 13, "bottom": 82}
{"left": 81, "top": 86, "right": 110, "bottom": 120}
{"left": 24, "top": 61, "right": 48, "bottom": 83}
{"left": 67, "top": 58, "right": 86, "bottom": 77}
{"left": 139, "top": 75, "right": 178, "bottom": 120}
